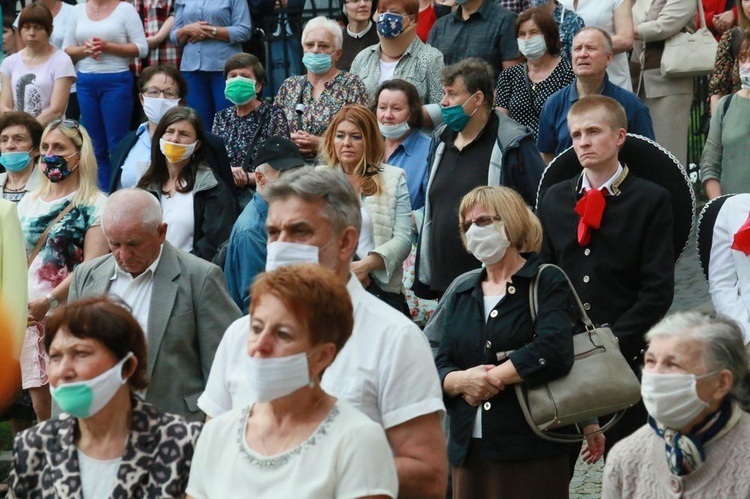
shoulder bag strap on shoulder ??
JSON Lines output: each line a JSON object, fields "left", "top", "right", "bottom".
{"left": 27, "top": 201, "right": 75, "bottom": 268}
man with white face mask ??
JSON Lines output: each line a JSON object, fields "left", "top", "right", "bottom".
{"left": 108, "top": 65, "right": 237, "bottom": 197}
{"left": 200, "top": 168, "right": 448, "bottom": 499}
{"left": 223, "top": 136, "right": 305, "bottom": 312}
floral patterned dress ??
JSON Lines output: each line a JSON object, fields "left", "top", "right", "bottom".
{"left": 17, "top": 191, "right": 107, "bottom": 388}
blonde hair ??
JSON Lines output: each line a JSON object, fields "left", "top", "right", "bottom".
{"left": 458, "top": 186, "right": 542, "bottom": 253}
{"left": 34, "top": 121, "right": 101, "bottom": 206}
{"left": 320, "top": 105, "right": 385, "bottom": 197}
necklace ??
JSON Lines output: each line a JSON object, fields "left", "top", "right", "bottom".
{"left": 3, "top": 183, "right": 27, "bottom": 192}
{"left": 255, "top": 392, "right": 327, "bottom": 456}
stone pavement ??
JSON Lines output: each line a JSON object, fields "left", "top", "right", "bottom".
{"left": 569, "top": 230, "right": 713, "bottom": 498}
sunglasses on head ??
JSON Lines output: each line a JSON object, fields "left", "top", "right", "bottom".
{"left": 49, "top": 118, "right": 80, "bottom": 130}
{"left": 460, "top": 215, "right": 502, "bottom": 233}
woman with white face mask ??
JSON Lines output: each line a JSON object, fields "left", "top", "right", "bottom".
{"left": 186, "top": 264, "right": 398, "bottom": 499}
{"left": 136, "top": 106, "right": 237, "bottom": 262}
{"left": 428, "top": 185, "right": 602, "bottom": 498}
{"left": 493, "top": 7, "right": 574, "bottom": 139}
{"left": 8, "top": 296, "right": 202, "bottom": 497}
{"left": 602, "top": 312, "right": 750, "bottom": 498}
{"left": 109, "top": 65, "right": 237, "bottom": 197}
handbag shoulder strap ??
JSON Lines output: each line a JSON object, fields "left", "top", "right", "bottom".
{"left": 529, "top": 263, "right": 595, "bottom": 331}
{"left": 27, "top": 201, "right": 74, "bottom": 268}
{"left": 242, "top": 104, "right": 274, "bottom": 172}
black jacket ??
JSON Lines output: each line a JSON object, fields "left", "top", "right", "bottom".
{"left": 430, "top": 254, "right": 575, "bottom": 465}
{"left": 144, "top": 167, "right": 238, "bottom": 262}
{"left": 109, "top": 127, "right": 238, "bottom": 198}
{"left": 538, "top": 172, "right": 675, "bottom": 366}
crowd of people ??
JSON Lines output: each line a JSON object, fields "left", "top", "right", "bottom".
{"left": 1, "top": 0, "right": 750, "bottom": 498}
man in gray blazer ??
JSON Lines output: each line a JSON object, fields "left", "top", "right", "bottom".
{"left": 68, "top": 189, "right": 241, "bottom": 422}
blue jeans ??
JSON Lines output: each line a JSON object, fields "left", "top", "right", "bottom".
{"left": 77, "top": 71, "right": 134, "bottom": 190}
{"left": 266, "top": 37, "right": 301, "bottom": 97}
{"left": 182, "top": 71, "right": 232, "bottom": 131}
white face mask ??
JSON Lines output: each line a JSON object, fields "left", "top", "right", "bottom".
{"left": 244, "top": 352, "right": 312, "bottom": 403}
{"left": 265, "top": 241, "right": 320, "bottom": 271}
{"left": 378, "top": 120, "right": 411, "bottom": 140}
{"left": 740, "top": 64, "right": 750, "bottom": 91}
{"left": 49, "top": 353, "right": 132, "bottom": 418}
{"left": 465, "top": 221, "right": 511, "bottom": 266}
{"left": 641, "top": 370, "right": 716, "bottom": 430}
{"left": 159, "top": 138, "right": 198, "bottom": 164}
{"left": 517, "top": 35, "right": 547, "bottom": 61}
{"left": 142, "top": 96, "right": 180, "bottom": 125}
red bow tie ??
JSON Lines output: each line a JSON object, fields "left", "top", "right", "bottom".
{"left": 732, "top": 213, "right": 750, "bottom": 255}
{"left": 574, "top": 188, "right": 607, "bottom": 246}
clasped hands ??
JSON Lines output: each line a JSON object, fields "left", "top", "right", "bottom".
{"left": 459, "top": 365, "right": 506, "bottom": 407}
{"left": 184, "top": 21, "right": 218, "bottom": 44}
{"left": 83, "top": 37, "right": 106, "bottom": 60}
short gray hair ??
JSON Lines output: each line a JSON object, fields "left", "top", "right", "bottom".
{"left": 574, "top": 26, "right": 613, "bottom": 54}
{"left": 265, "top": 168, "right": 361, "bottom": 236}
{"left": 301, "top": 16, "right": 343, "bottom": 51}
{"left": 646, "top": 312, "right": 750, "bottom": 410}
{"left": 102, "top": 188, "right": 163, "bottom": 234}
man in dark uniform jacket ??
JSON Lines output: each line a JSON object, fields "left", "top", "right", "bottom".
{"left": 537, "top": 95, "right": 674, "bottom": 459}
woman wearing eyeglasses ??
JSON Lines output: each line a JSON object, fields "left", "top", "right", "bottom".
{"left": 137, "top": 106, "right": 237, "bottom": 262}
{"left": 427, "top": 186, "right": 603, "bottom": 498}
{"left": 16, "top": 118, "right": 110, "bottom": 422}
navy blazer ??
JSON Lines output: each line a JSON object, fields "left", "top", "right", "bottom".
{"left": 108, "top": 128, "right": 238, "bottom": 198}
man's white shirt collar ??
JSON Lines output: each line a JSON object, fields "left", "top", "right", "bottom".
{"left": 111, "top": 245, "right": 164, "bottom": 281}
{"left": 580, "top": 163, "right": 623, "bottom": 196}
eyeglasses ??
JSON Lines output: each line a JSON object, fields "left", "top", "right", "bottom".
{"left": 49, "top": 118, "right": 80, "bottom": 130}
{"left": 461, "top": 215, "right": 502, "bottom": 233}
{"left": 142, "top": 87, "right": 180, "bottom": 100}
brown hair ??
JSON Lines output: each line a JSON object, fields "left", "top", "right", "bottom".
{"left": 250, "top": 264, "right": 353, "bottom": 356}
{"left": 320, "top": 105, "right": 385, "bottom": 196}
{"left": 223, "top": 53, "right": 267, "bottom": 87}
{"left": 0, "top": 111, "right": 44, "bottom": 149}
{"left": 18, "top": 2, "right": 53, "bottom": 36}
{"left": 370, "top": 79, "right": 424, "bottom": 128}
{"left": 440, "top": 58, "right": 495, "bottom": 111}
{"left": 45, "top": 296, "right": 149, "bottom": 390}
{"left": 458, "top": 186, "right": 542, "bottom": 253}
{"left": 375, "top": 0, "right": 418, "bottom": 17}
{"left": 137, "top": 106, "right": 208, "bottom": 194}
{"left": 137, "top": 64, "right": 188, "bottom": 101}
{"left": 517, "top": 7, "right": 561, "bottom": 57}
{"left": 567, "top": 94, "right": 627, "bottom": 132}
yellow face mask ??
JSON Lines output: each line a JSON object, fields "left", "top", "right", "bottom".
{"left": 159, "top": 138, "right": 197, "bottom": 164}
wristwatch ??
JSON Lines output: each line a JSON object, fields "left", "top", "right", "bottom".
{"left": 46, "top": 293, "right": 59, "bottom": 309}
{"left": 212, "top": 27, "right": 217, "bottom": 36}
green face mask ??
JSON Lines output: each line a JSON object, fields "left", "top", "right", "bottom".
{"left": 49, "top": 353, "right": 132, "bottom": 418}
{"left": 224, "top": 76, "right": 257, "bottom": 106}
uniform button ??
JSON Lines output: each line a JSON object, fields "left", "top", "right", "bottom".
{"left": 670, "top": 477, "right": 682, "bottom": 494}
{"left": 483, "top": 402, "right": 491, "bottom": 410}
{"left": 583, "top": 275, "right": 590, "bottom": 283}
{"left": 583, "top": 302, "right": 591, "bottom": 311}
{"left": 485, "top": 340, "right": 492, "bottom": 349}
{"left": 508, "top": 285, "right": 516, "bottom": 295}
{"left": 538, "top": 358, "right": 547, "bottom": 366}
{"left": 490, "top": 310, "right": 498, "bottom": 318}
{"left": 584, "top": 248, "right": 591, "bottom": 256}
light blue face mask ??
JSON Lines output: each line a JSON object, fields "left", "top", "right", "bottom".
{"left": 0, "top": 150, "right": 33, "bottom": 172}
{"left": 517, "top": 35, "right": 547, "bottom": 61}
{"left": 302, "top": 53, "right": 333, "bottom": 74}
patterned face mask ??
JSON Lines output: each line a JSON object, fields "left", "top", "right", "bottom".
{"left": 376, "top": 12, "right": 405, "bottom": 38}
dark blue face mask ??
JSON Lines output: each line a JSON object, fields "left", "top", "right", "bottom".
{"left": 376, "top": 12, "right": 405, "bottom": 38}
